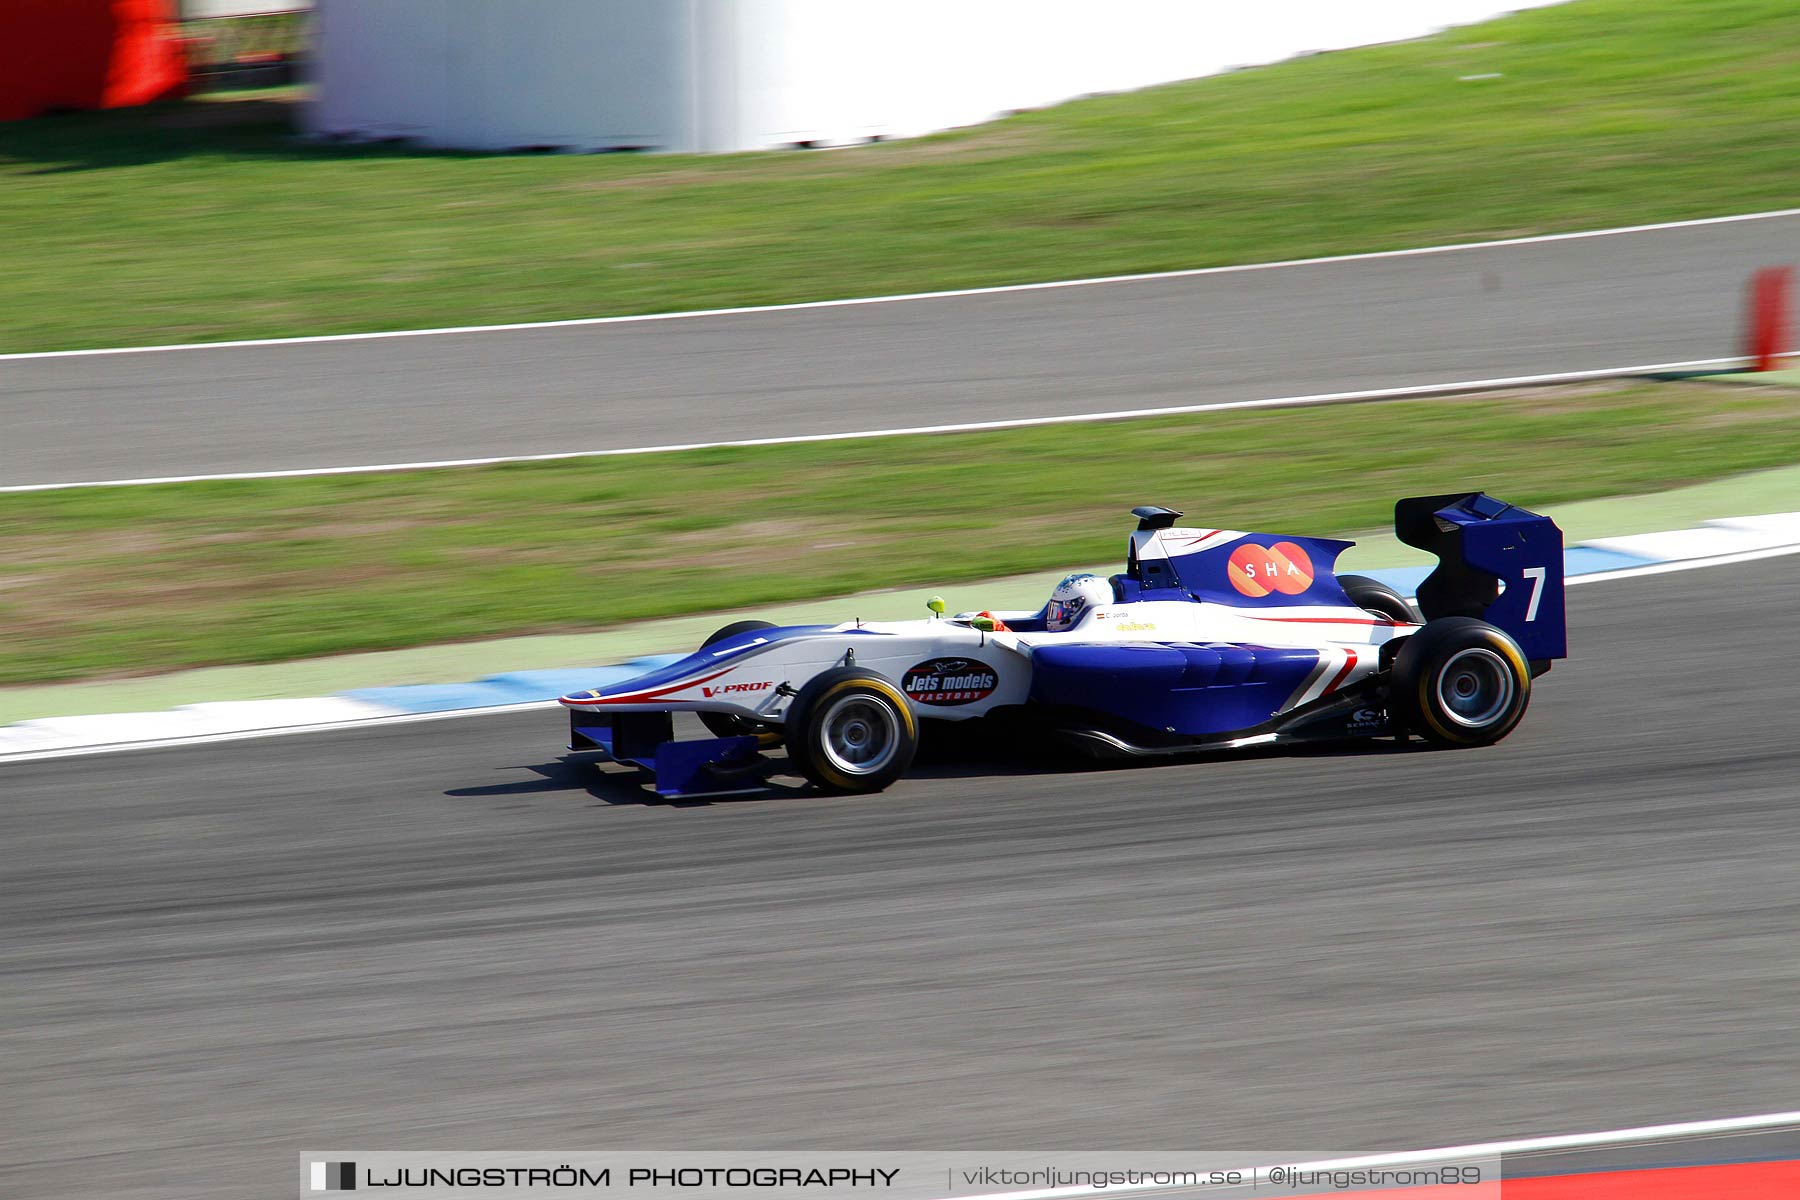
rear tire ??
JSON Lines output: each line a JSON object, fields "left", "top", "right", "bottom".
{"left": 1339, "top": 574, "right": 1418, "bottom": 623}
{"left": 1392, "top": 617, "right": 1530, "bottom": 748}
{"left": 698, "top": 620, "right": 777, "bottom": 739}
{"left": 786, "top": 668, "right": 919, "bottom": 794}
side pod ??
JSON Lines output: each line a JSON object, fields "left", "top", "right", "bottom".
{"left": 1395, "top": 493, "right": 1567, "bottom": 663}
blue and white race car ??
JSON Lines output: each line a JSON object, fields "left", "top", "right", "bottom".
{"left": 561, "top": 492, "right": 1566, "bottom": 797}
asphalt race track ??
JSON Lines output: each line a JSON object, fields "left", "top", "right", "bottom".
{"left": 4, "top": 212, "right": 1799, "bottom": 486}
{"left": 4, "top": 557, "right": 1799, "bottom": 1197}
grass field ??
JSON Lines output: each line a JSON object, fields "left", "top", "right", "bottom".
{"left": 1, "top": 0, "right": 1797, "bottom": 351}
{"left": 2, "top": 380, "right": 1797, "bottom": 685}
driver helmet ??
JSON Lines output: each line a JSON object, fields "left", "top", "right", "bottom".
{"left": 1046, "top": 573, "right": 1112, "bottom": 632}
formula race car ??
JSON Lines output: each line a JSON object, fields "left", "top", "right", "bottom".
{"left": 561, "top": 493, "right": 1566, "bottom": 797}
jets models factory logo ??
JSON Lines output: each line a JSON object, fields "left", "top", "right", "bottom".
{"left": 902, "top": 658, "right": 999, "bottom": 706}
{"left": 1227, "top": 540, "right": 1315, "bottom": 597}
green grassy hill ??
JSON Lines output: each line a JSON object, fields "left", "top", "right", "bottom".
{"left": 2, "top": 379, "right": 1796, "bottom": 684}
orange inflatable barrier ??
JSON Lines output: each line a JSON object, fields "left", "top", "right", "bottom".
{"left": 0, "top": 0, "right": 187, "bottom": 122}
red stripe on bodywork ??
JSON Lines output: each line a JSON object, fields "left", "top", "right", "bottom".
{"left": 561, "top": 667, "right": 735, "bottom": 707}
{"left": 1322, "top": 649, "right": 1359, "bottom": 695}
{"left": 1251, "top": 615, "right": 1409, "bottom": 625}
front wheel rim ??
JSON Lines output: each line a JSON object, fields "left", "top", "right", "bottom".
{"left": 819, "top": 695, "right": 901, "bottom": 776}
{"left": 1434, "top": 647, "right": 1515, "bottom": 728}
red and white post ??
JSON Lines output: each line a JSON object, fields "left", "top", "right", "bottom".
{"left": 1745, "top": 266, "right": 1794, "bottom": 372}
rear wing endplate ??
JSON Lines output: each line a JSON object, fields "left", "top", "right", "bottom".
{"left": 1395, "top": 493, "right": 1567, "bottom": 662}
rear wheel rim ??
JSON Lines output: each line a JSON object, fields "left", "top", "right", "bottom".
{"left": 1435, "top": 647, "right": 1515, "bottom": 728}
{"left": 819, "top": 695, "right": 900, "bottom": 776}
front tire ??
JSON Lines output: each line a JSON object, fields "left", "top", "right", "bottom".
{"left": 1391, "top": 617, "right": 1531, "bottom": 748}
{"left": 786, "top": 668, "right": 919, "bottom": 794}
{"left": 698, "top": 620, "right": 777, "bottom": 739}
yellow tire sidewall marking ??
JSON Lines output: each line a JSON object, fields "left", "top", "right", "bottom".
{"left": 809, "top": 677, "right": 915, "bottom": 788}
{"left": 1419, "top": 630, "right": 1527, "bottom": 744}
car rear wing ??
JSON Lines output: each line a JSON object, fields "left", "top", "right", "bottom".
{"left": 1395, "top": 493, "right": 1567, "bottom": 663}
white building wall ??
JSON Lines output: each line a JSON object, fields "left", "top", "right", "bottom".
{"left": 309, "top": 0, "right": 1567, "bottom": 154}
{"left": 183, "top": 1, "right": 309, "bottom": 16}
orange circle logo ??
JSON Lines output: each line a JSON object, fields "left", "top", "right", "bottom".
{"left": 1227, "top": 541, "right": 1315, "bottom": 597}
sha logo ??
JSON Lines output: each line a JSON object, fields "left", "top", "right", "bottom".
{"left": 902, "top": 658, "right": 999, "bottom": 706}
{"left": 1227, "top": 541, "right": 1315, "bottom": 597}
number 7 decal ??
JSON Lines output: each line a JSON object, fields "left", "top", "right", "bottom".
{"left": 1522, "top": 566, "right": 1547, "bottom": 621}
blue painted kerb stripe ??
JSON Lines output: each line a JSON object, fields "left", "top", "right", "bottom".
{"left": 347, "top": 655, "right": 684, "bottom": 714}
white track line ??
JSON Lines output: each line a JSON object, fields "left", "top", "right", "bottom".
{"left": 931, "top": 1110, "right": 1800, "bottom": 1200}
{"left": 1567, "top": 541, "right": 1800, "bottom": 585}
{"left": 2, "top": 353, "right": 1780, "bottom": 495}
{"left": 0, "top": 700, "right": 555, "bottom": 766}
{"left": 3, "top": 542, "right": 1798, "bottom": 767}
{"left": 5, "top": 206, "right": 1797, "bottom": 365}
